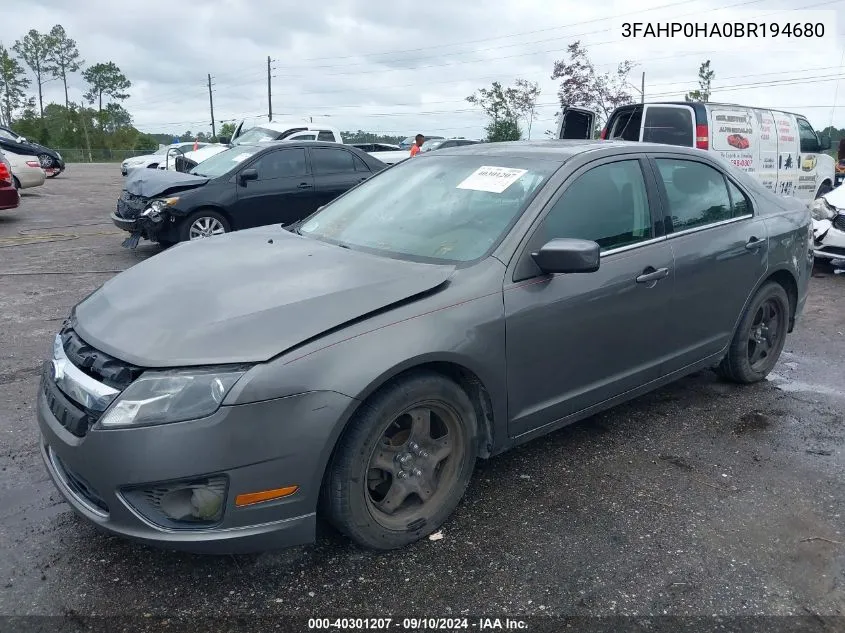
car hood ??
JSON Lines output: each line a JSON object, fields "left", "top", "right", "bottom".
{"left": 73, "top": 227, "right": 456, "bottom": 367}
{"left": 181, "top": 145, "right": 227, "bottom": 164}
{"left": 123, "top": 167, "right": 209, "bottom": 198}
{"left": 823, "top": 184, "right": 845, "bottom": 210}
{"left": 124, "top": 153, "right": 157, "bottom": 164}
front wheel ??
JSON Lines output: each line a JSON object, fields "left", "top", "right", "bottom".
{"left": 323, "top": 372, "right": 478, "bottom": 550}
{"left": 179, "top": 209, "right": 230, "bottom": 242}
{"left": 717, "top": 281, "right": 790, "bottom": 383}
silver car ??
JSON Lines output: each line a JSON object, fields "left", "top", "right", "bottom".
{"left": 37, "top": 140, "right": 811, "bottom": 553}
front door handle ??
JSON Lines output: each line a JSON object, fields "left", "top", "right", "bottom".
{"left": 297, "top": 182, "right": 313, "bottom": 189}
{"left": 745, "top": 236, "right": 763, "bottom": 250}
{"left": 636, "top": 267, "right": 669, "bottom": 284}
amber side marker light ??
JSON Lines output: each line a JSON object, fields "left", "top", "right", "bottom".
{"left": 235, "top": 486, "right": 299, "bottom": 507}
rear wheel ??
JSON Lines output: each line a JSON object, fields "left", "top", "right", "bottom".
{"left": 717, "top": 282, "right": 790, "bottom": 383}
{"left": 179, "top": 209, "right": 230, "bottom": 242}
{"left": 323, "top": 372, "right": 478, "bottom": 550}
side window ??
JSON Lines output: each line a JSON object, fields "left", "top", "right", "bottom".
{"left": 352, "top": 154, "right": 370, "bottom": 172}
{"left": 535, "top": 160, "right": 652, "bottom": 252}
{"left": 797, "top": 118, "right": 819, "bottom": 153}
{"left": 317, "top": 130, "right": 336, "bottom": 142}
{"left": 655, "top": 159, "right": 733, "bottom": 231}
{"left": 252, "top": 148, "right": 308, "bottom": 180}
{"left": 609, "top": 109, "right": 642, "bottom": 141}
{"left": 642, "top": 107, "right": 693, "bottom": 147}
{"left": 310, "top": 147, "right": 356, "bottom": 174}
{"left": 726, "top": 179, "right": 752, "bottom": 217}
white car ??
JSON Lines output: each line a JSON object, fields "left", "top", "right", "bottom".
{"left": 121, "top": 142, "right": 210, "bottom": 175}
{"left": 169, "top": 120, "right": 344, "bottom": 170}
{"left": 811, "top": 184, "right": 845, "bottom": 265}
{"left": 6, "top": 152, "right": 45, "bottom": 189}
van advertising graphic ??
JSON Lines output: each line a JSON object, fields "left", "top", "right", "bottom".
{"left": 711, "top": 109, "right": 755, "bottom": 172}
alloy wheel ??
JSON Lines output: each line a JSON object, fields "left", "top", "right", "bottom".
{"left": 188, "top": 217, "right": 226, "bottom": 240}
{"left": 747, "top": 297, "right": 783, "bottom": 372}
{"left": 365, "top": 402, "right": 463, "bottom": 529}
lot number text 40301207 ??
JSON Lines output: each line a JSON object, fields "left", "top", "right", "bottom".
{"left": 307, "top": 617, "right": 529, "bottom": 630}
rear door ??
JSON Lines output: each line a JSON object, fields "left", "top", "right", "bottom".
{"left": 648, "top": 153, "right": 768, "bottom": 372}
{"left": 309, "top": 146, "right": 370, "bottom": 207}
{"left": 556, "top": 107, "right": 595, "bottom": 139}
{"left": 231, "top": 147, "right": 316, "bottom": 228}
{"left": 639, "top": 104, "right": 695, "bottom": 147}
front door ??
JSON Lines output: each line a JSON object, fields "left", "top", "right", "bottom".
{"left": 505, "top": 156, "right": 674, "bottom": 437}
{"left": 648, "top": 154, "right": 768, "bottom": 372}
{"left": 231, "top": 147, "right": 316, "bottom": 229}
{"left": 309, "top": 146, "right": 371, "bottom": 208}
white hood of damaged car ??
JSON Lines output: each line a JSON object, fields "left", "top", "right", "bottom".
{"left": 823, "top": 184, "right": 845, "bottom": 210}
{"left": 179, "top": 144, "right": 228, "bottom": 164}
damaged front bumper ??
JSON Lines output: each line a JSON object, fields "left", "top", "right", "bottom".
{"left": 112, "top": 196, "right": 180, "bottom": 248}
{"left": 812, "top": 215, "right": 845, "bottom": 262}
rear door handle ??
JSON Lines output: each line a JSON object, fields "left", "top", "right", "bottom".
{"left": 745, "top": 236, "right": 763, "bottom": 250}
{"left": 297, "top": 182, "right": 313, "bottom": 189}
{"left": 636, "top": 267, "right": 669, "bottom": 284}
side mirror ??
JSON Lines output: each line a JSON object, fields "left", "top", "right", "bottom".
{"left": 531, "top": 238, "right": 600, "bottom": 274}
{"left": 819, "top": 135, "right": 832, "bottom": 151}
{"left": 218, "top": 136, "right": 230, "bottom": 145}
{"left": 239, "top": 168, "right": 258, "bottom": 185}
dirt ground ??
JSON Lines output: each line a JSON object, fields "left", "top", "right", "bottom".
{"left": 0, "top": 164, "right": 843, "bottom": 622}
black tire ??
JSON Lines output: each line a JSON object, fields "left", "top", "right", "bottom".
{"left": 323, "top": 371, "right": 478, "bottom": 550}
{"left": 13, "top": 176, "right": 20, "bottom": 190}
{"left": 178, "top": 209, "right": 231, "bottom": 242}
{"left": 815, "top": 182, "right": 833, "bottom": 199}
{"left": 717, "top": 281, "right": 790, "bottom": 383}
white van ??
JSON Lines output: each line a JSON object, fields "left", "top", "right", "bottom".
{"left": 556, "top": 102, "right": 835, "bottom": 203}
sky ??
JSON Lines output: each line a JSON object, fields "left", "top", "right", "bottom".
{"left": 4, "top": 0, "right": 845, "bottom": 140}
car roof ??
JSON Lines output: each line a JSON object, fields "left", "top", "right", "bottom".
{"left": 432, "top": 139, "right": 723, "bottom": 162}
{"left": 260, "top": 120, "right": 339, "bottom": 133}
{"left": 612, "top": 101, "right": 810, "bottom": 119}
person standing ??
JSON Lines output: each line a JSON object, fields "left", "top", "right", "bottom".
{"left": 410, "top": 134, "right": 425, "bottom": 157}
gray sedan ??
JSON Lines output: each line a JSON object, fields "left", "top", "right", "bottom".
{"left": 37, "top": 140, "right": 812, "bottom": 553}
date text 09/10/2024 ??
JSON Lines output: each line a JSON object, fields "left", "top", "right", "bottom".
{"left": 307, "top": 618, "right": 529, "bottom": 630}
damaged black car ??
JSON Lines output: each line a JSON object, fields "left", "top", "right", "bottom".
{"left": 112, "top": 141, "right": 385, "bottom": 248}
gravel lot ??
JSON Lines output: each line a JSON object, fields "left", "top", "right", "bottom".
{"left": 1, "top": 164, "right": 843, "bottom": 621}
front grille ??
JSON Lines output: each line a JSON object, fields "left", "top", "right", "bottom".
{"left": 833, "top": 214, "right": 845, "bottom": 232}
{"left": 49, "top": 447, "right": 109, "bottom": 515}
{"left": 116, "top": 190, "right": 148, "bottom": 219}
{"left": 41, "top": 365, "right": 96, "bottom": 437}
{"left": 60, "top": 327, "right": 143, "bottom": 390}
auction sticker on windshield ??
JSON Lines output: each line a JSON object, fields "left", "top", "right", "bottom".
{"left": 457, "top": 166, "right": 528, "bottom": 193}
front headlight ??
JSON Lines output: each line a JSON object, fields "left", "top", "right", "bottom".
{"left": 140, "top": 197, "right": 179, "bottom": 221}
{"left": 97, "top": 367, "right": 247, "bottom": 428}
{"left": 810, "top": 197, "right": 836, "bottom": 221}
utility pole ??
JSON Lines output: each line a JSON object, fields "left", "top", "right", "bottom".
{"left": 207, "top": 74, "right": 216, "bottom": 138}
{"left": 267, "top": 56, "right": 273, "bottom": 121}
{"left": 641, "top": 71, "right": 645, "bottom": 103}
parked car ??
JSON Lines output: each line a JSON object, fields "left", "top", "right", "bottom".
{"left": 557, "top": 102, "right": 835, "bottom": 204}
{"left": 171, "top": 120, "right": 344, "bottom": 172}
{"left": 121, "top": 143, "right": 211, "bottom": 175}
{"left": 420, "top": 138, "right": 481, "bottom": 153}
{"left": 0, "top": 150, "right": 20, "bottom": 210}
{"left": 0, "top": 126, "right": 65, "bottom": 177}
{"left": 810, "top": 183, "right": 845, "bottom": 263}
{"left": 350, "top": 143, "right": 401, "bottom": 152}
{"left": 39, "top": 140, "right": 811, "bottom": 554}
{"left": 112, "top": 141, "right": 385, "bottom": 247}
{"left": 5, "top": 152, "right": 46, "bottom": 190}
{"left": 398, "top": 135, "right": 444, "bottom": 150}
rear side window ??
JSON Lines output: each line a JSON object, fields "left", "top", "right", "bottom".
{"left": 609, "top": 109, "right": 642, "bottom": 141}
{"left": 311, "top": 147, "right": 356, "bottom": 174}
{"left": 535, "top": 159, "right": 653, "bottom": 252}
{"left": 317, "top": 130, "right": 336, "bottom": 142}
{"left": 642, "top": 107, "right": 693, "bottom": 147}
{"left": 655, "top": 159, "right": 735, "bottom": 231}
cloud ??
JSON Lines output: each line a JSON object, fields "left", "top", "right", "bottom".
{"left": 5, "top": 0, "right": 845, "bottom": 139}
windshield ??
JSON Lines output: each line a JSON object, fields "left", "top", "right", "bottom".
{"left": 0, "top": 128, "right": 19, "bottom": 141}
{"left": 189, "top": 146, "right": 263, "bottom": 178}
{"left": 233, "top": 127, "right": 280, "bottom": 145}
{"left": 421, "top": 140, "right": 444, "bottom": 152}
{"left": 299, "top": 155, "right": 558, "bottom": 263}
